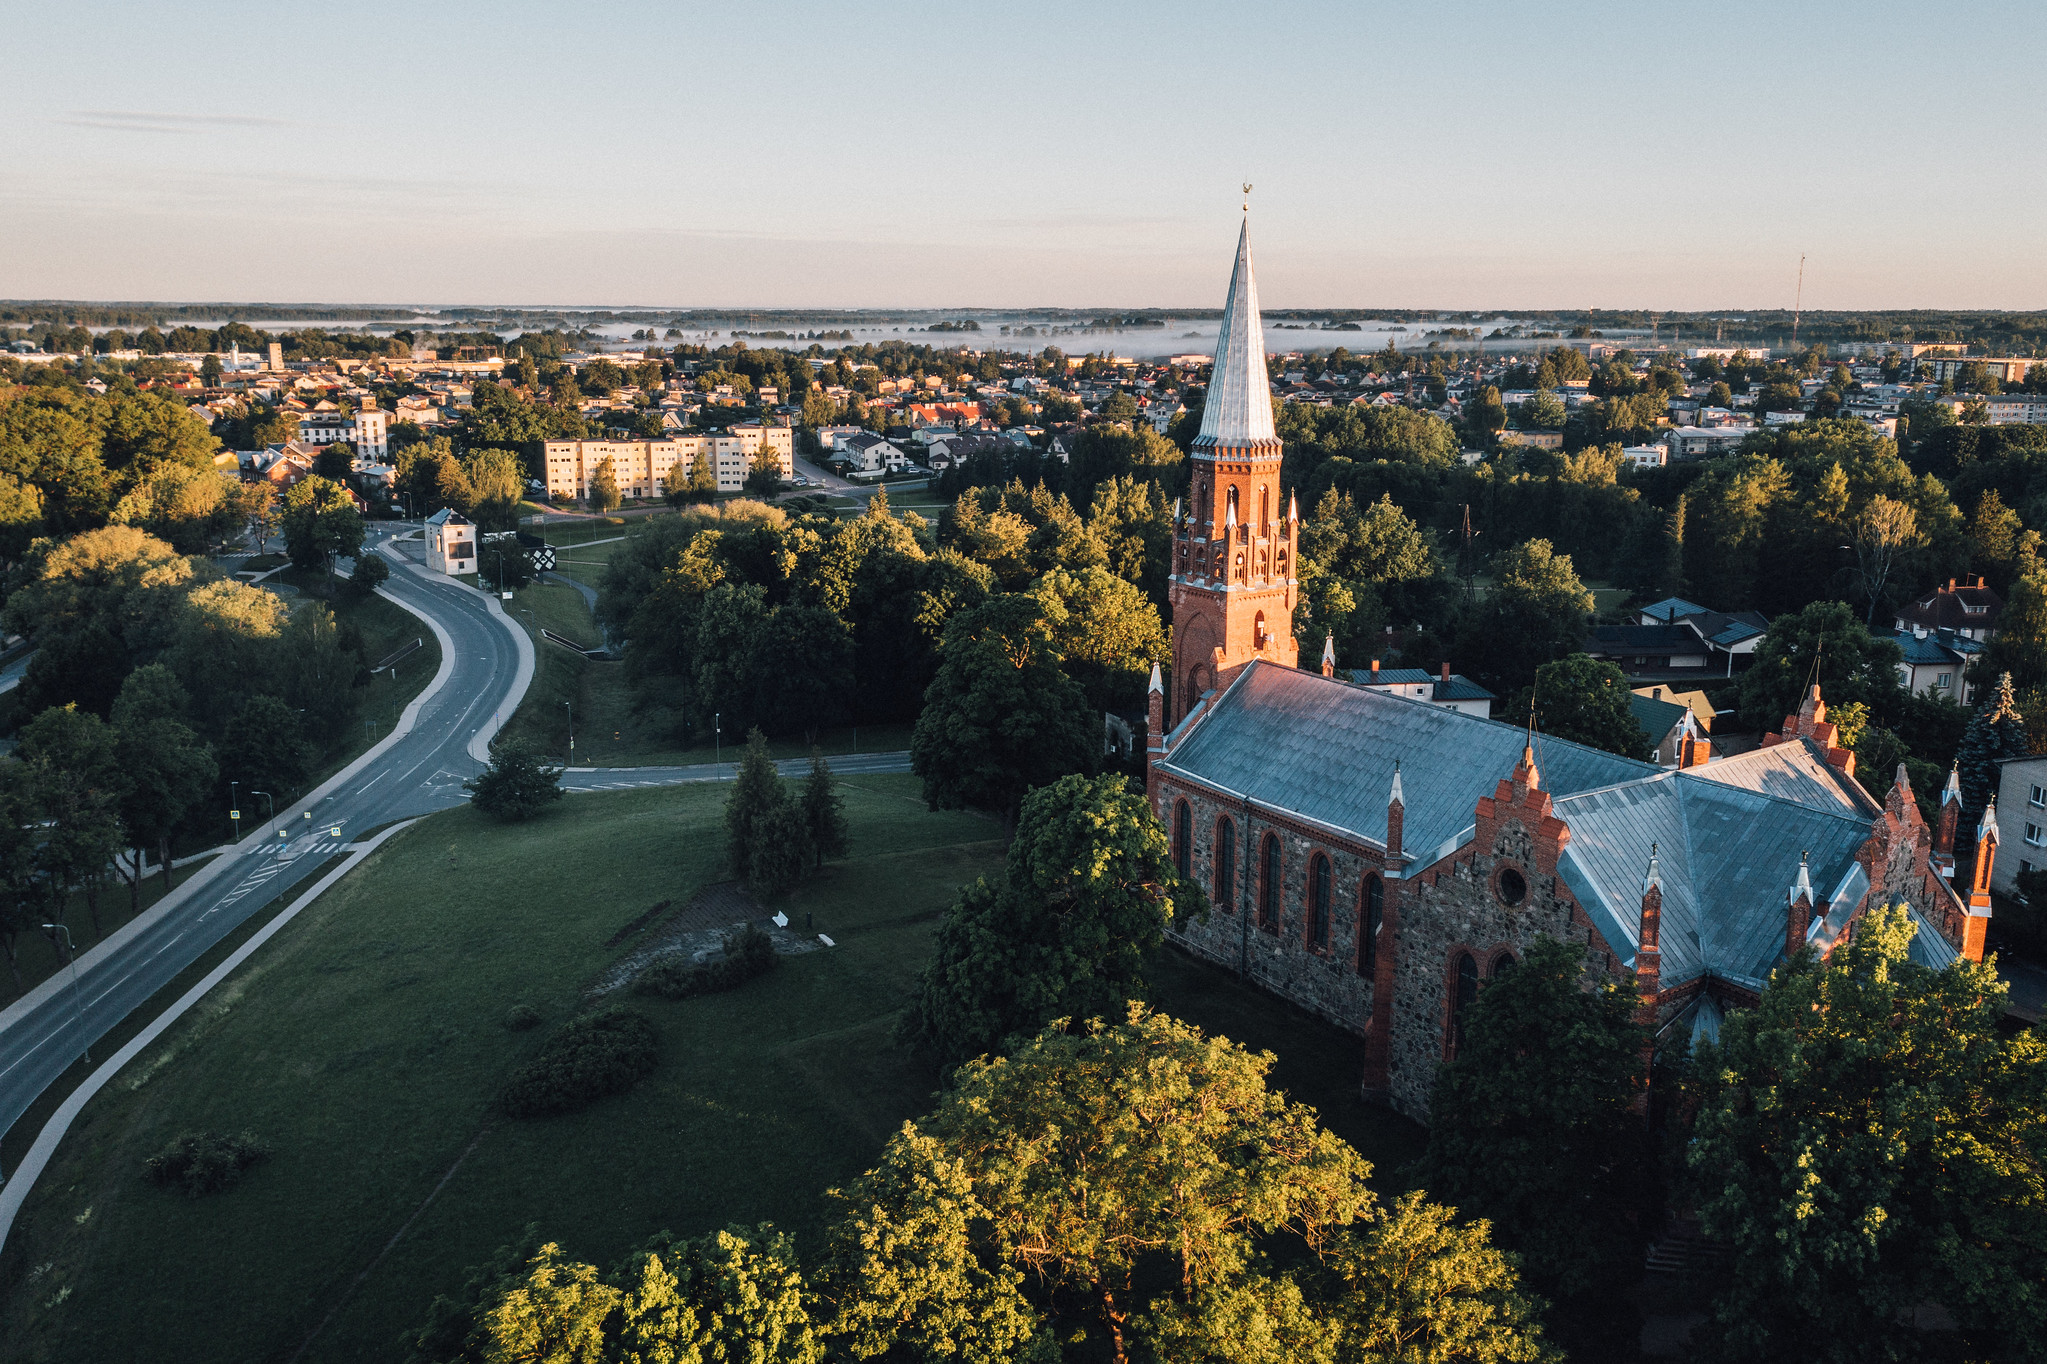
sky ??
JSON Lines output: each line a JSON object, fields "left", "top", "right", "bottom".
{"left": 2, "top": 0, "right": 2043, "bottom": 311}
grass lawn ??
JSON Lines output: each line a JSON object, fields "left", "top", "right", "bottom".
{"left": 0, "top": 775, "right": 1418, "bottom": 1364}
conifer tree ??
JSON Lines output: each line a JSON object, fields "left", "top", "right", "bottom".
{"left": 724, "top": 728, "right": 784, "bottom": 879}
{"left": 1955, "top": 671, "right": 2027, "bottom": 812}
{"left": 800, "top": 747, "right": 849, "bottom": 870}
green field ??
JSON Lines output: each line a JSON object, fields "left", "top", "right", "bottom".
{"left": 0, "top": 775, "right": 1418, "bottom": 1364}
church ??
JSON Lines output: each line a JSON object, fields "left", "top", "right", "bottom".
{"left": 1144, "top": 214, "right": 1994, "bottom": 1121}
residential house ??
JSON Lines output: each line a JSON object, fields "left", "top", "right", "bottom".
{"left": 1894, "top": 576, "right": 2002, "bottom": 642}
{"left": 1665, "top": 425, "right": 1752, "bottom": 461}
{"left": 1994, "top": 756, "right": 2047, "bottom": 895}
{"left": 540, "top": 430, "right": 792, "bottom": 501}
{"left": 1629, "top": 690, "right": 1710, "bottom": 767}
{"left": 1633, "top": 685, "right": 1717, "bottom": 733}
{"left": 424, "top": 508, "right": 477, "bottom": 575}
{"left": 1892, "top": 626, "right": 1985, "bottom": 704}
{"left": 1584, "top": 598, "right": 1768, "bottom": 681}
{"left": 1349, "top": 660, "right": 1495, "bottom": 718}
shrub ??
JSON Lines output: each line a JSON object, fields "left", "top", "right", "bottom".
{"left": 497, "top": 1008, "right": 658, "bottom": 1119}
{"left": 634, "top": 924, "right": 779, "bottom": 1000}
{"left": 145, "top": 1131, "right": 271, "bottom": 1197}
{"left": 503, "top": 1002, "right": 542, "bottom": 1031}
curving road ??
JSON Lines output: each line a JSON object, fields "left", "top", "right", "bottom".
{"left": 0, "top": 523, "right": 907, "bottom": 1226}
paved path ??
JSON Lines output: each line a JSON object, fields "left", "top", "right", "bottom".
{"left": 560, "top": 750, "right": 912, "bottom": 792}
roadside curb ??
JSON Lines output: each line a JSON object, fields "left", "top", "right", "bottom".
{"left": 0, "top": 819, "right": 420, "bottom": 1249}
{"left": 0, "top": 550, "right": 458, "bottom": 1040}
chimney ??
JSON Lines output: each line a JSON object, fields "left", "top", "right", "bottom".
{"left": 1787, "top": 853, "right": 1815, "bottom": 960}
{"left": 1678, "top": 734, "right": 1711, "bottom": 768}
{"left": 1386, "top": 761, "right": 1405, "bottom": 858}
{"left": 1321, "top": 633, "right": 1336, "bottom": 679}
{"left": 1440, "top": 660, "right": 1451, "bottom": 684}
{"left": 1371, "top": 659, "right": 1380, "bottom": 676}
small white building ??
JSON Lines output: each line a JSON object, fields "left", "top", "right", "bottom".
{"left": 424, "top": 508, "right": 477, "bottom": 575}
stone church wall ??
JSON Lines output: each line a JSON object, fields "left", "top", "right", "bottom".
{"left": 1155, "top": 778, "right": 1380, "bottom": 1037}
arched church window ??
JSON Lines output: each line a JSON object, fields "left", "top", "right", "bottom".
{"left": 1173, "top": 800, "right": 1191, "bottom": 880}
{"left": 1308, "top": 853, "right": 1331, "bottom": 951}
{"left": 1359, "top": 875, "right": 1383, "bottom": 975}
{"left": 1215, "top": 817, "right": 1236, "bottom": 912}
{"left": 1259, "top": 833, "right": 1281, "bottom": 933}
{"left": 1450, "top": 951, "right": 1479, "bottom": 1055}
{"left": 1254, "top": 610, "right": 1267, "bottom": 648}
{"left": 1490, "top": 952, "right": 1517, "bottom": 978}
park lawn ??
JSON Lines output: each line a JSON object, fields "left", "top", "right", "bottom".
{"left": 0, "top": 775, "right": 1004, "bottom": 1364}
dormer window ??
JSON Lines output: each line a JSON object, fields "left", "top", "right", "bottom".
{"left": 1964, "top": 603, "right": 1987, "bottom": 614}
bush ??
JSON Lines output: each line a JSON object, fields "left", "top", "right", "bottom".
{"left": 634, "top": 924, "right": 778, "bottom": 1000}
{"left": 503, "top": 1002, "right": 542, "bottom": 1031}
{"left": 497, "top": 1008, "right": 658, "bottom": 1118}
{"left": 145, "top": 1130, "right": 271, "bottom": 1197}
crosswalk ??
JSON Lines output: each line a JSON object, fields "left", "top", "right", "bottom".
{"left": 213, "top": 842, "right": 348, "bottom": 913}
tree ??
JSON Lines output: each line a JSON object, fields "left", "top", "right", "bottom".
{"left": 825, "top": 1007, "right": 1551, "bottom": 1364}
{"left": 200, "top": 353, "right": 223, "bottom": 386}
{"left": 111, "top": 666, "right": 216, "bottom": 902}
{"left": 1979, "top": 572, "right": 2047, "bottom": 694}
{"left": 1849, "top": 494, "right": 1923, "bottom": 626}
{"left": 1527, "top": 654, "right": 1650, "bottom": 759}
{"left": 1423, "top": 936, "right": 1654, "bottom": 1356}
{"left": 744, "top": 450, "right": 785, "bottom": 497}
{"left": 910, "top": 595, "right": 1097, "bottom": 821}
{"left": 1027, "top": 565, "right": 1168, "bottom": 713}
{"left": 0, "top": 765, "right": 51, "bottom": 995}
{"left": 1521, "top": 388, "right": 1567, "bottom": 430}
{"left": 1458, "top": 539, "right": 1594, "bottom": 693}
{"left": 589, "top": 456, "right": 622, "bottom": 512}
{"left": 346, "top": 550, "right": 390, "bottom": 601}
{"left": 461, "top": 446, "right": 525, "bottom": 530}
{"left": 747, "top": 794, "right": 813, "bottom": 901}
{"left": 17, "top": 704, "right": 127, "bottom": 942}
{"left": 725, "top": 729, "right": 790, "bottom": 878}
{"left": 464, "top": 746, "right": 565, "bottom": 822}
{"left": 2, "top": 525, "right": 195, "bottom": 716}
{"left": 1685, "top": 905, "right": 2047, "bottom": 1363}
{"left": 909, "top": 772, "right": 1183, "bottom": 1067}
{"left": 1466, "top": 384, "right": 1507, "bottom": 438}
{"left": 1955, "top": 671, "right": 2028, "bottom": 813}
{"left": 220, "top": 693, "right": 313, "bottom": 800}
{"left": 476, "top": 539, "right": 534, "bottom": 592}
{"left": 457, "top": 1227, "right": 820, "bottom": 1364}
{"left": 1734, "top": 599, "right": 1905, "bottom": 733}
{"left": 800, "top": 747, "right": 849, "bottom": 871}
{"left": 280, "top": 474, "right": 364, "bottom": 575}
{"left": 314, "top": 442, "right": 354, "bottom": 481}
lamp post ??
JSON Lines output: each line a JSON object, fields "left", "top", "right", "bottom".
{"left": 230, "top": 781, "right": 241, "bottom": 841}
{"left": 41, "top": 922, "right": 89, "bottom": 1064}
{"left": 715, "top": 712, "right": 721, "bottom": 765}
{"left": 563, "top": 700, "right": 574, "bottom": 761}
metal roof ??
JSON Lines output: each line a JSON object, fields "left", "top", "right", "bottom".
{"left": 1161, "top": 664, "right": 1919, "bottom": 993}
{"left": 1349, "top": 668, "right": 1497, "bottom": 702}
{"left": 1159, "top": 662, "right": 1653, "bottom": 855}
{"left": 1628, "top": 692, "right": 1689, "bottom": 740}
{"left": 1193, "top": 216, "right": 1278, "bottom": 450}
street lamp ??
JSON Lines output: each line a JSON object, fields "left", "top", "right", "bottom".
{"left": 230, "top": 780, "right": 241, "bottom": 841}
{"left": 563, "top": 700, "right": 574, "bottom": 760}
{"left": 252, "top": 790, "right": 275, "bottom": 820}
{"left": 41, "top": 922, "right": 90, "bottom": 1064}
{"left": 715, "top": 712, "right": 721, "bottom": 764}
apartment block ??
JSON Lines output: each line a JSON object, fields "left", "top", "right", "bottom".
{"left": 541, "top": 426, "right": 793, "bottom": 501}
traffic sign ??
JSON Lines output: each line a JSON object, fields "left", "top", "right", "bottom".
{"left": 229, "top": 810, "right": 240, "bottom": 821}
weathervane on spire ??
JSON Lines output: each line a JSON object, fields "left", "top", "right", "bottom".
{"left": 1242, "top": 182, "right": 1253, "bottom": 212}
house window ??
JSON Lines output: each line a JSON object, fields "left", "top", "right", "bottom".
{"left": 2030, "top": 784, "right": 2045, "bottom": 808}
{"left": 1937, "top": 672, "right": 1953, "bottom": 689}
{"left": 1173, "top": 800, "right": 1191, "bottom": 880}
{"left": 1258, "top": 833, "right": 1280, "bottom": 934}
{"left": 1359, "top": 875, "right": 1383, "bottom": 975}
{"left": 1308, "top": 853, "right": 1331, "bottom": 952}
{"left": 1215, "top": 817, "right": 1236, "bottom": 912}
{"left": 1449, "top": 951, "right": 1479, "bottom": 1056}
{"left": 2027, "top": 823, "right": 2045, "bottom": 848}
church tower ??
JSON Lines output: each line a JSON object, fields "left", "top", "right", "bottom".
{"left": 1167, "top": 209, "right": 1299, "bottom": 724}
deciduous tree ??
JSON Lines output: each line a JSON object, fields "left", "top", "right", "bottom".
{"left": 1685, "top": 905, "right": 2047, "bottom": 1363}
{"left": 1526, "top": 654, "right": 1650, "bottom": 759}
{"left": 464, "top": 746, "right": 564, "bottom": 822}
{"left": 280, "top": 474, "right": 364, "bottom": 575}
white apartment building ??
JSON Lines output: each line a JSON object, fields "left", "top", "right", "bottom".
{"left": 424, "top": 508, "right": 477, "bottom": 575}
{"left": 541, "top": 426, "right": 794, "bottom": 501}
{"left": 1665, "top": 425, "right": 1753, "bottom": 461}
{"left": 296, "top": 407, "right": 390, "bottom": 459}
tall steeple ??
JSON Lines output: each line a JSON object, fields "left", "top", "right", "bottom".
{"left": 1166, "top": 206, "right": 1299, "bottom": 724}
{"left": 1193, "top": 215, "right": 1279, "bottom": 451}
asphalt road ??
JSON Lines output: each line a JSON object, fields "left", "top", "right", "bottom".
{"left": 0, "top": 525, "right": 910, "bottom": 1172}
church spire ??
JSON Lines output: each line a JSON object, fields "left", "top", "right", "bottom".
{"left": 1193, "top": 215, "right": 1277, "bottom": 450}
